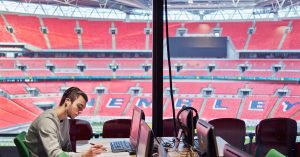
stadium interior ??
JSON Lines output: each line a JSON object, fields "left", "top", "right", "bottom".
{"left": 0, "top": 0, "right": 300, "bottom": 156}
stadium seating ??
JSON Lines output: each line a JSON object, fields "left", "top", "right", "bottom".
{"left": 272, "top": 96, "right": 300, "bottom": 118}
{"left": 211, "top": 82, "right": 244, "bottom": 95}
{"left": 0, "top": 83, "right": 27, "bottom": 94}
{"left": 185, "top": 22, "right": 216, "bottom": 34}
{"left": 164, "top": 97, "right": 203, "bottom": 117}
{"left": 0, "top": 15, "right": 14, "bottom": 42}
{"left": 18, "top": 58, "right": 47, "bottom": 69}
{"left": 0, "top": 97, "right": 37, "bottom": 121}
{"left": 114, "top": 59, "right": 149, "bottom": 69}
{"left": 274, "top": 70, "right": 300, "bottom": 78}
{"left": 78, "top": 20, "right": 112, "bottom": 49}
{"left": 286, "top": 84, "right": 300, "bottom": 96}
{"left": 174, "top": 82, "right": 208, "bottom": 94}
{"left": 243, "top": 70, "right": 273, "bottom": 77}
{"left": 81, "top": 59, "right": 113, "bottom": 69}
{"left": 5, "top": 14, "right": 47, "bottom": 48}
{"left": 0, "top": 69, "right": 25, "bottom": 77}
{"left": 26, "top": 69, "right": 52, "bottom": 77}
{"left": 240, "top": 96, "right": 278, "bottom": 120}
{"left": 282, "top": 60, "right": 300, "bottom": 70}
{"left": 282, "top": 20, "right": 300, "bottom": 49}
{"left": 248, "top": 21, "right": 289, "bottom": 50}
{"left": 220, "top": 22, "right": 252, "bottom": 50}
{"left": 97, "top": 93, "right": 131, "bottom": 116}
{"left": 0, "top": 59, "right": 16, "bottom": 69}
{"left": 247, "top": 60, "right": 280, "bottom": 69}
{"left": 43, "top": 17, "right": 79, "bottom": 49}
{"left": 247, "top": 83, "right": 283, "bottom": 95}
{"left": 201, "top": 98, "right": 241, "bottom": 120}
{"left": 210, "top": 69, "right": 241, "bottom": 77}
{"left": 27, "top": 82, "right": 64, "bottom": 93}
{"left": 115, "top": 21, "right": 147, "bottom": 50}
{"left": 214, "top": 60, "right": 246, "bottom": 69}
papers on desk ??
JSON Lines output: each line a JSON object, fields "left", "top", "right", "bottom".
{"left": 76, "top": 139, "right": 131, "bottom": 157}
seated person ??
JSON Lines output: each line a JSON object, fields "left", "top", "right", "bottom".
{"left": 25, "top": 87, "right": 105, "bottom": 157}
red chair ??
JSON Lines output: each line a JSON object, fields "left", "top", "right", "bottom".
{"left": 69, "top": 119, "right": 93, "bottom": 152}
{"left": 224, "top": 144, "right": 254, "bottom": 157}
{"left": 209, "top": 118, "right": 246, "bottom": 150}
{"left": 162, "top": 118, "right": 180, "bottom": 137}
{"left": 102, "top": 119, "right": 131, "bottom": 138}
{"left": 255, "top": 118, "right": 297, "bottom": 157}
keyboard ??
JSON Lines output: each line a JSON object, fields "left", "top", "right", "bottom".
{"left": 194, "top": 139, "right": 199, "bottom": 149}
{"left": 110, "top": 141, "right": 135, "bottom": 153}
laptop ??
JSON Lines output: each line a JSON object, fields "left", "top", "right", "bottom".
{"left": 110, "top": 106, "right": 145, "bottom": 153}
{"left": 136, "top": 120, "right": 154, "bottom": 157}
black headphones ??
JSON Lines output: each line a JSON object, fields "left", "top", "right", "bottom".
{"left": 176, "top": 105, "right": 199, "bottom": 130}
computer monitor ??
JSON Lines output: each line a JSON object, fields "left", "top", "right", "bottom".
{"left": 179, "top": 109, "right": 194, "bottom": 147}
{"left": 136, "top": 120, "right": 154, "bottom": 157}
{"left": 129, "top": 106, "right": 145, "bottom": 147}
{"left": 196, "top": 119, "right": 218, "bottom": 157}
{"left": 223, "top": 144, "right": 253, "bottom": 157}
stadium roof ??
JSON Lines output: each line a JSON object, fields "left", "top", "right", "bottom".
{"left": 9, "top": 0, "right": 300, "bottom": 11}
{"left": 1, "top": 0, "right": 300, "bottom": 20}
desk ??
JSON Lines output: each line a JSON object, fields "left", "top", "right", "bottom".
{"left": 160, "top": 136, "right": 227, "bottom": 157}
{"left": 76, "top": 138, "right": 132, "bottom": 157}
{"left": 76, "top": 137, "right": 227, "bottom": 157}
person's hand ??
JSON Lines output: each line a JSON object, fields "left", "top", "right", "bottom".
{"left": 81, "top": 144, "right": 106, "bottom": 157}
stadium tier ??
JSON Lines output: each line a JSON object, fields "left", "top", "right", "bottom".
{"left": 1, "top": 14, "right": 300, "bottom": 50}
{"left": 281, "top": 20, "right": 300, "bottom": 49}
{"left": 42, "top": 17, "right": 79, "bottom": 49}
{"left": 201, "top": 98, "right": 242, "bottom": 120}
{"left": 0, "top": 80, "right": 299, "bottom": 124}
{"left": 247, "top": 21, "right": 289, "bottom": 50}
{"left": 4, "top": 14, "right": 48, "bottom": 49}
{"left": 220, "top": 22, "right": 252, "bottom": 50}
{"left": 2, "top": 58, "right": 300, "bottom": 78}
{"left": 78, "top": 20, "right": 112, "bottom": 49}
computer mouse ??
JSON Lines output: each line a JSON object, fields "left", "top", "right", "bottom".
{"left": 152, "top": 144, "right": 158, "bottom": 153}
{"left": 128, "top": 150, "right": 136, "bottom": 155}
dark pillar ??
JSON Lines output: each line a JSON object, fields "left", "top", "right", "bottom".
{"left": 152, "top": 0, "right": 164, "bottom": 137}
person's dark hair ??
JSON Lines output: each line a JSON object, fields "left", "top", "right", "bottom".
{"left": 59, "top": 87, "right": 88, "bottom": 106}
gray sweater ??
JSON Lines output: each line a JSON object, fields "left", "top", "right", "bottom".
{"left": 25, "top": 109, "right": 81, "bottom": 157}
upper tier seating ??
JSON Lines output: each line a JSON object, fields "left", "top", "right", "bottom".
{"left": 220, "top": 22, "right": 252, "bottom": 50}
{"left": 282, "top": 20, "right": 300, "bottom": 49}
{"left": 115, "top": 22, "right": 147, "bottom": 50}
{"left": 78, "top": 20, "right": 112, "bottom": 49}
{"left": 43, "top": 17, "right": 79, "bottom": 49}
{"left": 248, "top": 21, "right": 289, "bottom": 50}
{"left": 5, "top": 14, "right": 47, "bottom": 48}
{"left": 0, "top": 15, "right": 14, "bottom": 42}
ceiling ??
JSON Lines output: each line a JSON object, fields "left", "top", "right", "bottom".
{"left": 10, "top": 0, "right": 300, "bottom": 13}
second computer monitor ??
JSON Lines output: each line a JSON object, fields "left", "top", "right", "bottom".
{"left": 136, "top": 120, "right": 154, "bottom": 157}
{"left": 196, "top": 119, "right": 218, "bottom": 157}
{"left": 179, "top": 109, "right": 194, "bottom": 147}
{"left": 129, "top": 106, "right": 145, "bottom": 147}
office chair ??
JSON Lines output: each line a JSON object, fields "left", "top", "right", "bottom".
{"left": 69, "top": 119, "right": 93, "bottom": 151}
{"left": 255, "top": 118, "right": 297, "bottom": 157}
{"left": 265, "top": 149, "right": 286, "bottom": 157}
{"left": 223, "top": 144, "right": 254, "bottom": 157}
{"left": 162, "top": 118, "right": 180, "bottom": 137}
{"left": 14, "top": 131, "right": 31, "bottom": 157}
{"left": 209, "top": 118, "right": 246, "bottom": 150}
{"left": 102, "top": 119, "right": 131, "bottom": 138}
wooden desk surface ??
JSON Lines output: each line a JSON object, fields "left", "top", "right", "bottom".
{"left": 77, "top": 138, "right": 132, "bottom": 157}
{"left": 76, "top": 137, "right": 227, "bottom": 157}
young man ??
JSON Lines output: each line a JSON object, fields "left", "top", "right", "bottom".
{"left": 25, "top": 87, "right": 105, "bottom": 157}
